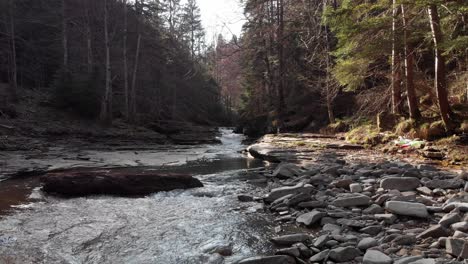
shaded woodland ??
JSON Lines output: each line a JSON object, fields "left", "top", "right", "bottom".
{"left": 0, "top": 0, "right": 229, "bottom": 126}
{"left": 235, "top": 0, "right": 467, "bottom": 138}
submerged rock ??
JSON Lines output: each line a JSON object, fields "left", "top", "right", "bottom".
{"left": 238, "top": 255, "right": 296, "bottom": 264}
{"left": 40, "top": 168, "right": 203, "bottom": 196}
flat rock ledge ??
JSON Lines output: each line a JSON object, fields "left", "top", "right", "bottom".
{"left": 40, "top": 168, "right": 203, "bottom": 197}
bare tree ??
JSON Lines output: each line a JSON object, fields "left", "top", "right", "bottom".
{"left": 100, "top": 0, "right": 112, "bottom": 124}
{"left": 62, "top": 0, "right": 68, "bottom": 70}
{"left": 129, "top": 0, "right": 142, "bottom": 122}
{"left": 123, "top": 0, "right": 129, "bottom": 119}
{"left": 401, "top": 4, "right": 421, "bottom": 120}
{"left": 8, "top": 0, "right": 17, "bottom": 102}
{"left": 391, "top": 0, "right": 402, "bottom": 115}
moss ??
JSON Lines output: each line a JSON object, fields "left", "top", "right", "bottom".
{"left": 346, "top": 124, "right": 383, "bottom": 146}
{"left": 428, "top": 121, "right": 446, "bottom": 139}
{"left": 395, "top": 119, "right": 417, "bottom": 135}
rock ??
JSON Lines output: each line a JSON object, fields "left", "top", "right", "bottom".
{"left": 272, "top": 163, "right": 302, "bottom": 179}
{"left": 286, "top": 193, "right": 312, "bottom": 206}
{"left": 363, "top": 250, "right": 392, "bottom": 264}
{"left": 392, "top": 235, "right": 417, "bottom": 245}
{"left": 375, "top": 214, "right": 397, "bottom": 224}
{"left": 417, "top": 225, "right": 451, "bottom": 239}
{"left": 363, "top": 204, "right": 385, "bottom": 214}
{"left": 322, "top": 223, "right": 342, "bottom": 234}
{"left": 360, "top": 225, "right": 382, "bottom": 236}
{"left": 451, "top": 221, "right": 468, "bottom": 232}
{"left": 335, "top": 179, "right": 353, "bottom": 189}
{"left": 201, "top": 242, "right": 233, "bottom": 256}
{"left": 394, "top": 256, "right": 423, "bottom": 264}
{"left": 416, "top": 187, "right": 433, "bottom": 196}
{"left": 309, "top": 250, "right": 330, "bottom": 262}
{"left": 445, "top": 238, "right": 468, "bottom": 258}
{"left": 380, "top": 177, "right": 420, "bottom": 191}
{"left": 265, "top": 183, "right": 313, "bottom": 203}
{"left": 296, "top": 210, "right": 326, "bottom": 226}
{"left": 332, "top": 193, "right": 371, "bottom": 207}
{"left": 408, "top": 259, "right": 435, "bottom": 264}
{"left": 275, "top": 247, "right": 300, "bottom": 257}
{"left": 358, "top": 238, "right": 378, "bottom": 250}
{"left": 424, "top": 179, "right": 465, "bottom": 189}
{"left": 385, "top": 201, "right": 429, "bottom": 218}
{"left": 271, "top": 234, "right": 311, "bottom": 246}
{"left": 465, "top": 182, "right": 468, "bottom": 192}
{"left": 40, "top": 168, "right": 203, "bottom": 196}
{"left": 313, "top": 235, "right": 330, "bottom": 248}
{"left": 298, "top": 201, "right": 326, "bottom": 209}
{"left": 336, "top": 219, "right": 367, "bottom": 228}
{"left": 238, "top": 195, "right": 254, "bottom": 202}
{"left": 440, "top": 213, "right": 462, "bottom": 228}
{"left": 238, "top": 255, "right": 296, "bottom": 264}
{"left": 350, "top": 183, "right": 363, "bottom": 193}
{"left": 329, "top": 246, "right": 361, "bottom": 262}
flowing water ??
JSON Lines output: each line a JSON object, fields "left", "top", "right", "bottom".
{"left": 0, "top": 129, "right": 276, "bottom": 264}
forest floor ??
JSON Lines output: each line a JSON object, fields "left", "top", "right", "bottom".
{"left": 238, "top": 133, "right": 467, "bottom": 263}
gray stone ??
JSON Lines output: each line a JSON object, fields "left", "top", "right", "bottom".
{"left": 309, "top": 250, "right": 330, "bottom": 262}
{"left": 350, "top": 183, "right": 363, "bottom": 193}
{"left": 296, "top": 210, "right": 326, "bottom": 226}
{"left": 265, "top": 183, "right": 313, "bottom": 203}
{"left": 375, "top": 214, "right": 397, "bottom": 224}
{"left": 298, "top": 201, "right": 326, "bottom": 209}
{"left": 394, "top": 256, "right": 423, "bottom": 264}
{"left": 451, "top": 221, "right": 468, "bottom": 232}
{"left": 409, "top": 259, "right": 435, "bottom": 264}
{"left": 336, "top": 218, "right": 367, "bottom": 228}
{"left": 238, "top": 255, "right": 296, "bottom": 264}
{"left": 275, "top": 247, "right": 300, "bottom": 257}
{"left": 363, "top": 250, "right": 392, "bottom": 264}
{"left": 271, "top": 233, "right": 311, "bottom": 246}
{"left": 313, "top": 235, "right": 330, "bottom": 248}
{"left": 358, "top": 238, "right": 378, "bottom": 250}
{"left": 238, "top": 195, "right": 254, "bottom": 202}
{"left": 360, "top": 225, "right": 382, "bottom": 236}
{"left": 381, "top": 177, "right": 421, "bottom": 191}
{"left": 363, "top": 204, "right": 385, "bottom": 214}
{"left": 329, "top": 246, "right": 361, "bottom": 262}
{"left": 417, "top": 224, "right": 451, "bottom": 239}
{"left": 286, "top": 193, "right": 312, "bottom": 206}
{"left": 465, "top": 182, "right": 468, "bottom": 192}
{"left": 272, "top": 163, "right": 302, "bottom": 179}
{"left": 332, "top": 193, "right": 371, "bottom": 207}
{"left": 322, "top": 223, "right": 342, "bottom": 234}
{"left": 392, "top": 235, "right": 417, "bottom": 245}
{"left": 416, "top": 187, "right": 433, "bottom": 196}
{"left": 446, "top": 238, "right": 468, "bottom": 258}
{"left": 439, "top": 213, "right": 462, "bottom": 227}
{"left": 424, "top": 179, "right": 465, "bottom": 189}
{"left": 385, "top": 201, "right": 429, "bottom": 218}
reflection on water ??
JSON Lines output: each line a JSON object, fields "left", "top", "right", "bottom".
{"left": 0, "top": 128, "right": 275, "bottom": 264}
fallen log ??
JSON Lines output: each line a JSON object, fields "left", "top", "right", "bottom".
{"left": 40, "top": 168, "right": 203, "bottom": 197}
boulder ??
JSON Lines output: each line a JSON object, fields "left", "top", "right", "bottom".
{"left": 363, "top": 250, "right": 392, "bottom": 264}
{"left": 238, "top": 255, "right": 296, "bottom": 264}
{"left": 40, "top": 168, "right": 203, "bottom": 196}
{"left": 380, "top": 177, "right": 420, "bottom": 191}
{"left": 332, "top": 193, "right": 371, "bottom": 207}
{"left": 385, "top": 201, "right": 429, "bottom": 218}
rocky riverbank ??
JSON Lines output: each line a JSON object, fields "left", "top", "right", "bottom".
{"left": 237, "top": 133, "right": 467, "bottom": 264}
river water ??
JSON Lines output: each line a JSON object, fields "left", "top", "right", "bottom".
{"left": 0, "top": 128, "right": 276, "bottom": 264}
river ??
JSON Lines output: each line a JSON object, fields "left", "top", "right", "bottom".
{"left": 0, "top": 128, "right": 276, "bottom": 264}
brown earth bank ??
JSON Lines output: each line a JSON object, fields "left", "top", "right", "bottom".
{"left": 235, "top": 133, "right": 467, "bottom": 264}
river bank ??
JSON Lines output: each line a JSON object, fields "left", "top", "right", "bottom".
{"left": 238, "top": 133, "right": 467, "bottom": 264}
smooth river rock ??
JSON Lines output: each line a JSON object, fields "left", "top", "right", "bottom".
{"left": 328, "top": 246, "right": 361, "bottom": 262}
{"left": 271, "top": 233, "right": 311, "bottom": 246}
{"left": 265, "top": 183, "right": 313, "bottom": 203}
{"left": 385, "top": 201, "right": 429, "bottom": 218}
{"left": 332, "top": 193, "right": 371, "bottom": 207}
{"left": 296, "top": 210, "right": 326, "bottom": 226}
{"left": 380, "top": 177, "right": 420, "bottom": 191}
{"left": 40, "top": 168, "right": 203, "bottom": 196}
{"left": 238, "top": 255, "right": 296, "bottom": 264}
{"left": 363, "top": 250, "right": 393, "bottom": 264}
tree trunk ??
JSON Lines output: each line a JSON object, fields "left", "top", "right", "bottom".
{"left": 8, "top": 0, "right": 18, "bottom": 102}
{"left": 85, "top": 0, "right": 93, "bottom": 74}
{"left": 100, "top": 0, "right": 112, "bottom": 125}
{"left": 391, "top": 0, "right": 402, "bottom": 114}
{"left": 129, "top": 0, "right": 141, "bottom": 122}
{"left": 323, "top": 0, "right": 335, "bottom": 124}
{"left": 123, "top": 0, "right": 129, "bottom": 119}
{"left": 428, "top": 4, "right": 453, "bottom": 131}
{"left": 401, "top": 5, "right": 421, "bottom": 120}
{"left": 62, "top": 0, "right": 68, "bottom": 70}
{"left": 276, "top": 0, "right": 285, "bottom": 128}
